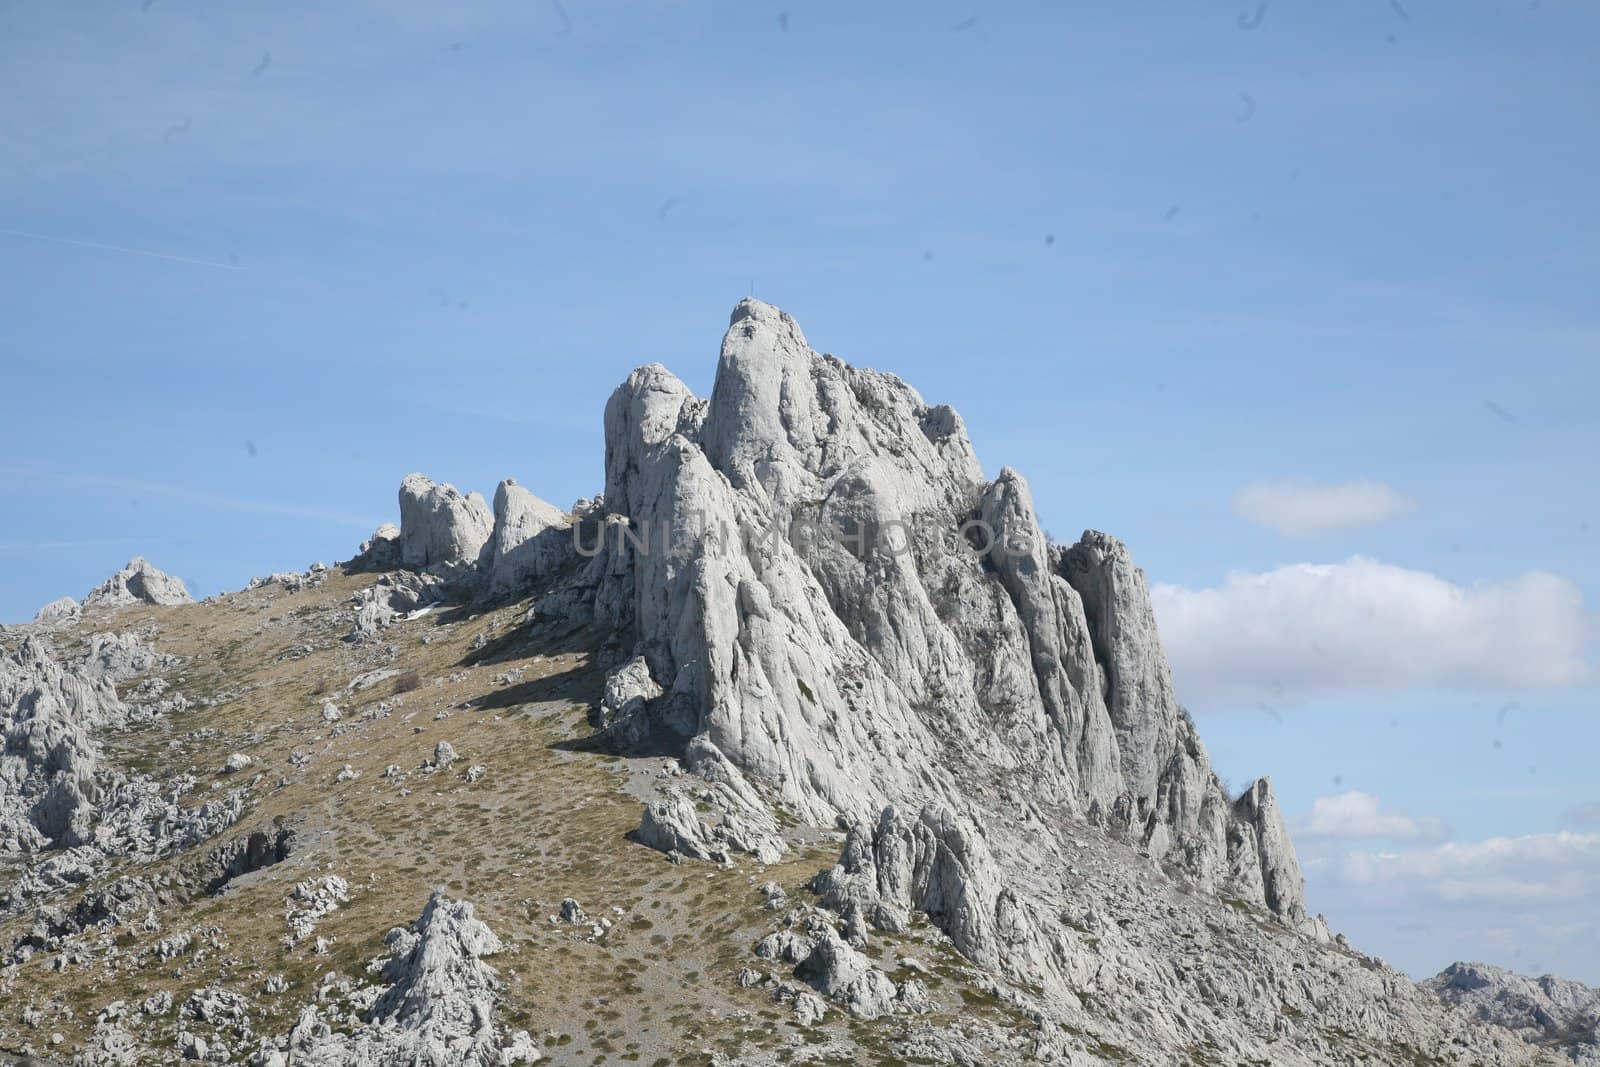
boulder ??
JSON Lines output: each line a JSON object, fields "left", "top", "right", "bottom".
{"left": 630, "top": 791, "right": 784, "bottom": 865}
{"left": 591, "top": 656, "right": 661, "bottom": 735}
{"left": 631, "top": 791, "right": 723, "bottom": 863}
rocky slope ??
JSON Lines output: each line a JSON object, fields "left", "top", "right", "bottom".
{"left": 0, "top": 299, "right": 1571, "bottom": 1065}
{"left": 1426, "top": 962, "right": 1600, "bottom": 1064}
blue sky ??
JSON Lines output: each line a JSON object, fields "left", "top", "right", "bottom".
{"left": 3, "top": 1, "right": 1596, "bottom": 981}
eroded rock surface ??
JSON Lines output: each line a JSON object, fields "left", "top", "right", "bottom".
{"left": 1426, "top": 962, "right": 1600, "bottom": 1065}
{"left": 33, "top": 597, "right": 80, "bottom": 625}
{"left": 484, "top": 479, "right": 572, "bottom": 597}
{"left": 1, "top": 633, "right": 244, "bottom": 918}
{"left": 540, "top": 297, "right": 1302, "bottom": 925}
{"left": 82, "top": 558, "right": 193, "bottom": 609}
{"left": 398, "top": 474, "right": 493, "bottom": 573}
{"left": 259, "top": 891, "right": 536, "bottom": 1066}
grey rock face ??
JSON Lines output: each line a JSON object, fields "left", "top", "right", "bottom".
{"left": 1, "top": 636, "right": 122, "bottom": 852}
{"left": 1230, "top": 776, "right": 1306, "bottom": 923}
{"left": 793, "top": 926, "right": 900, "bottom": 1019}
{"left": 812, "top": 803, "right": 1011, "bottom": 969}
{"left": 630, "top": 790, "right": 785, "bottom": 865}
{"left": 1, "top": 633, "right": 245, "bottom": 919}
{"left": 1057, "top": 529, "right": 1180, "bottom": 804}
{"left": 263, "top": 891, "right": 534, "bottom": 1066}
{"left": 33, "top": 597, "right": 81, "bottom": 624}
{"left": 484, "top": 479, "right": 572, "bottom": 597}
{"left": 82, "top": 558, "right": 193, "bottom": 608}
{"left": 398, "top": 474, "right": 493, "bottom": 572}
{"left": 555, "top": 297, "right": 1302, "bottom": 923}
{"left": 347, "top": 572, "right": 439, "bottom": 642}
{"left": 349, "top": 524, "right": 403, "bottom": 572}
{"left": 593, "top": 656, "right": 661, "bottom": 736}
{"left": 1426, "top": 962, "right": 1600, "bottom": 1065}
{"left": 80, "top": 631, "right": 180, "bottom": 684}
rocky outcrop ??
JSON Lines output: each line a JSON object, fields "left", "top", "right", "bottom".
{"left": 82, "top": 558, "right": 193, "bottom": 609}
{"left": 1230, "top": 776, "right": 1307, "bottom": 923}
{"left": 258, "top": 892, "right": 536, "bottom": 1066}
{"left": 2, "top": 297, "right": 1579, "bottom": 1067}
{"left": 347, "top": 572, "right": 439, "bottom": 642}
{"left": 80, "top": 631, "right": 180, "bottom": 684}
{"left": 483, "top": 479, "right": 572, "bottom": 597}
{"left": 33, "top": 596, "right": 80, "bottom": 624}
{"left": 245, "top": 563, "right": 329, "bottom": 595}
{"left": 631, "top": 789, "right": 784, "bottom": 865}
{"left": 591, "top": 656, "right": 661, "bottom": 736}
{"left": 1426, "top": 962, "right": 1600, "bottom": 1065}
{"left": 792, "top": 925, "right": 906, "bottom": 1019}
{"left": 811, "top": 803, "right": 1013, "bottom": 967}
{"left": 348, "top": 524, "right": 403, "bottom": 572}
{"left": 397, "top": 474, "right": 493, "bottom": 572}
{"left": 1, "top": 634, "right": 244, "bottom": 918}
{"left": 1, "top": 636, "right": 122, "bottom": 852}
{"left": 541, "top": 297, "right": 1303, "bottom": 923}
{"left": 1057, "top": 529, "right": 1180, "bottom": 803}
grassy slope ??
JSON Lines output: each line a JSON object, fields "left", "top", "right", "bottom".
{"left": 1, "top": 571, "right": 1033, "bottom": 1066}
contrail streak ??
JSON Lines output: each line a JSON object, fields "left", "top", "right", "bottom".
{"left": 0, "top": 226, "right": 243, "bottom": 270}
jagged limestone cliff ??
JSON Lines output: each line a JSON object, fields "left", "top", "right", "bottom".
{"left": 544, "top": 298, "right": 1306, "bottom": 926}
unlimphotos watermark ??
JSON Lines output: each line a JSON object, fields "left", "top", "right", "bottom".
{"left": 572, "top": 510, "right": 1043, "bottom": 561}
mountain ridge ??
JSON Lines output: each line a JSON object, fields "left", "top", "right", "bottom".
{"left": 0, "top": 298, "right": 1569, "bottom": 1065}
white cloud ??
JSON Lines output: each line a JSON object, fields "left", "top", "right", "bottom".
{"left": 1301, "top": 792, "right": 1449, "bottom": 841}
{"left": 1334, "top": 831, "right": 1600, "bottom": 905}
{"left": 1301, "top": 828, "right": 1600, "bottom": 980}
{"left": 1151, "top": 557, "right": 1591, "bottom": 705}
{"left": 1232, "top": 480, "right": 1414, "bottom": 537}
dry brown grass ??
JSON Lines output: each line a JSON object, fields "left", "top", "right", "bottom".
{"left": 1, "top": 570, "right": 1030, "bottom": 1064}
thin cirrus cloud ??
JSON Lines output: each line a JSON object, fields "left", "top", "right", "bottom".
{"left": 1151, "top": 557, "right": 1591, "bottom": 706}
{"left": 1232, "top": 479, "right": 1415, "bottom": 537}
{"left": 1301, "top": 791, "right": 1450, "bottom": 842}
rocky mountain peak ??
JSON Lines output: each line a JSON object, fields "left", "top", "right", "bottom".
{"left": 524, "top": 299, "right": 1312, "bottom": 929}
{"left": 367, "top": 300, "right": 1311, "bottom": 941}
{"left": 81, "top": 557, "right": 192, "bottom": 609}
